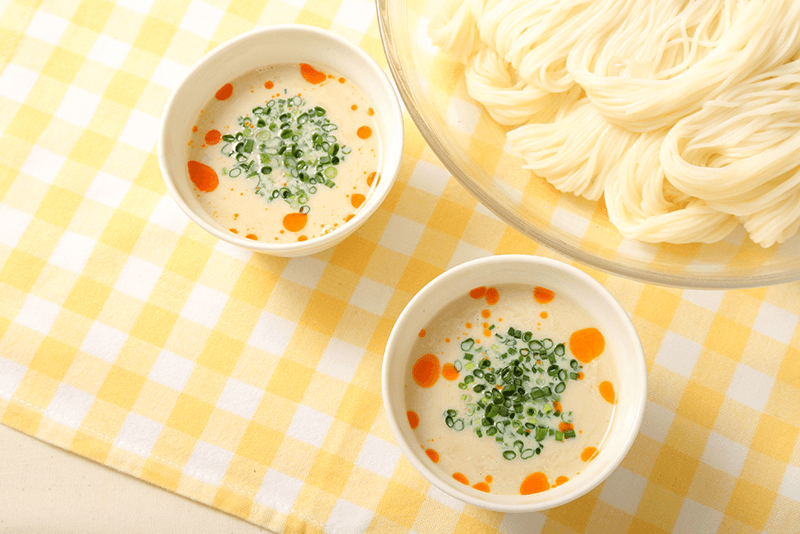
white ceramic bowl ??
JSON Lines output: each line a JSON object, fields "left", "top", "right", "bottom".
{"left": 382, "top": 255, "right": 647, "bottom": 512}
{"left": 159, "top": 25, "right": 403, "bottom": 256}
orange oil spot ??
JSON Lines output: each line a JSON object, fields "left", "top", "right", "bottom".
{"left": 367, "top": 172, "right": 380, "bottom": 187}
{"left": 357, "top": 126, "right": 372, "bottom": 139}
{"left": 485, "top": 475, "right": 493, "bottom": 484}
{"left": 465, "top": 322, "right": 472, "bottom": 329}
{"left": 555, "top": 476, "right": 569, "bottom": 486}
{"left": 300, "top": 63, "right": 326, "bottom": 84}
{"left": 441, "top": 363, "right": 459, "bottom": 381}
{"left": 344, "top": 214, "right": 355, "bottom": 222}
{"left": 485, "top": 287, "right": 499, "bottom": 305}
{"left": 191, "top": 125, "right": 197, "bottom": 132}
{"left": 338, "top": 77, "right": 345, "bottom": 83}
{"left": 533, "top": 286, "right": 554, "bottom": 304}
{"left": 481, "top": 309, "right": 491, "bottom": 319}
{"left": 425, "top": 449, "right": 439, "bottom": 463}
{"left": 599, "top": 381, "right": 616, "bottom": 404}
{"left": 453, "top": 473, "right": 469, "bottom": 485}
{"left": 204, "top": 129, "right": 221, "bottom": 145}
{"left": 582, "top": 447, "right": 598, "bottom": 462}
{"left": 559, "top": 422, "right": 574, "bottom": 433}
{"left": 265, "top": 80, "right": 274, "bottom": 89}
{"left": 472, "top": 482, "right": 490, "bottom": 493}
{"left": 187, "top": 161, "right": 218, "bottom": 192}
{"left": 520, "top": 472, "right": 550, "bottom": 495}
{"left": 351, "top": 104, "right": 357, "bottom": 111}
{"left": 407, "top": 411, "right": 419, "bottom": 429}
{"left": 553, "top": 401, "right": 562, "bottom": 414}
{"left": 483, "top": 328, "right": 491, "bottom": 337}
{"left": 412, "top": 354, "right": 440, "bottom": 388}
{"left": 419, "top": 329, "right": 426, "bottom": 338}
{"left": 283, "top": 212, "right": 308, "bottom": 232}
{"left": 368, "top": 108, "right": 374, "bottom": 115}
{"left": 577, "top": 372, "right": 585, "bottom": 380}
{"left": 229, "top": 228, "right": 238, "bottom": 234}
{"left": 245, "top": 234, "right": 257, "bottom": 240}
{"left": 351, "top": 194, "right": 365, "bottom": 208}
{"left": 470, "top": 287, "right": 487, "bottom": 299}
{"left": 215, "top": 83, "right": 233, "bottom": 100}
{"left": 540, "top": 311, "right": 548, "bottom": 319}
{"left": 569, "top": 328, "right": 605, "bottom": 363}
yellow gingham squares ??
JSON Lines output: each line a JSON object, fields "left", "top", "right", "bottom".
{"left": 1, "top": 1, "right": 800, "bottom": 533}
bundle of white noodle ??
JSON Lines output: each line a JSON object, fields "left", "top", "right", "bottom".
{"left": 430, "top": 0, "right": 800, "bottom": 247}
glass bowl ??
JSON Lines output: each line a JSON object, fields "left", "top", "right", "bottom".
{"left": 376, "top": 0, "right": 800, "bottom": 288}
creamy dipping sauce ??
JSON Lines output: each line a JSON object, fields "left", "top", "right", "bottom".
{"left": 405, "top": 284, "right": 617, "bottom": 496}
{"left": 187, "top": 63, "right": 380, "bottom": 243}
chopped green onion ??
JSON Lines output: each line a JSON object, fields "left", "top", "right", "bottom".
{"left": 219, "top": 94, "right": 349, "bottom": 212}
{"left": 441, "top": 323, "right": 583, "bottom": 461}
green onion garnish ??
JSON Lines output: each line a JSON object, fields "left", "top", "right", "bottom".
{"left": 441, "top": 323, "right": 583, "bottom": 460}
{"left": 219, "top": 95, "right": 349, "bottom": 213}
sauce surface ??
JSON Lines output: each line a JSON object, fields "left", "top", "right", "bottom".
{"left": 405, "top": 283, "right": 617, "bottom": 495}
{"left": 187, "top": 63, "right": 380, "bottom": 242}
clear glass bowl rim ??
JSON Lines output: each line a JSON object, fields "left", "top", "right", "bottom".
{"left": 375, "top": 0, "right": 800, "bottom": 289}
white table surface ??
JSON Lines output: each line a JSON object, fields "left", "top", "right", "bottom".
{"left": 0, "top": 424, "right": 274, "bottom": 533}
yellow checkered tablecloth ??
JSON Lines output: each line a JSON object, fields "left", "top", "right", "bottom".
{"left": 1, "top": 0, "right": 800, "bottom": 532}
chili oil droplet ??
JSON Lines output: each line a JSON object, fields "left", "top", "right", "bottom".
{"left": 441, "top": 363, "right": 458, "bottom": 381}
{"left": 215, "top": 83, "right": 233, "bottom": 100}
{"left": 407, "top": 410, "right": 419, "bottom": 429}
{"left": 204, "top": 129, "right": 221, "bottom": 145}
{"left": 412, "top": 354, "right": 440, "bottom": 388}
{"left": 485, "top": 287, "right": 500, "bottom": 305}
{"left": 452, "top": 473, "right": 469, "bottom": 485}
{"left": 472, "top": 482, "right": 490, "bottom": 493}
{"left": 520, "top": 472, "right": 550, "bottom": 495}
{"left": 300, "top": 63, "right": 326, "bottom": 84}
{"left": 570, "top": 327, "right": 605, "bottom": 363}
{"left": 351, "top": 193, "right": 365, "bottom": 209}
{"left": 470, "top": 287, "right": 487, "bottom": 299}
{"left": 283, "top": 212, "right": 308, "bottom": 232}
{"left": 187, "top": 161, "right": 218, "bottom": 192}
{"left": 599, "top": 381, "right": 616, "bottom": 404}
{"left": 533, "top": 286, "right": 554, "bottom": 304}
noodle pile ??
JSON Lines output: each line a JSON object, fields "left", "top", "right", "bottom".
{"left": 430, "top": 0, "right": 800, "bottom": 247}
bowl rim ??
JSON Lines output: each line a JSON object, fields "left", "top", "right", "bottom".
{"left": 374, "top": 2, "right": 800, "bottom": 289}
{"left": 158, "top": 24, "right": 404, "bottom": 256}
{"left": 381, "top": 254, "right": 647, "bottom": 512}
